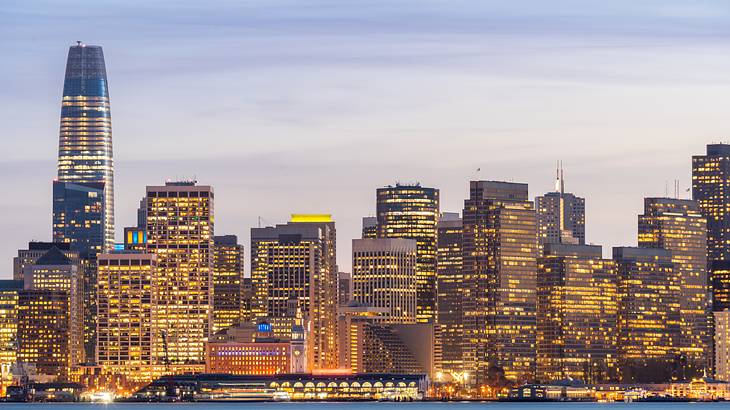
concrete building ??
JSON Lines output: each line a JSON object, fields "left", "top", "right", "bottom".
{"left": 436, "top": 212, "right": 464, "bottom": 375}
{"left": 535, "top": 164, "right": 585, "bottom": 249}
{"left": 212, "top": 235, "right": 244, "bottom": 333}
{"left": 715, "top": 310, "right": 730, "bottom": 382}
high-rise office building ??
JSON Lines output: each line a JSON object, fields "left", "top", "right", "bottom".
{"left": 213, "top": 235, "right": 244, "bottom": 333}
{"left": 376, "top": 184, "right": 439, "bottom": 323}
{"left": 96, "top": 252, "right": 156, "bottom": 382}
{"left": 462, "top": 181, "right": 538, "bottom": 383}
{"left": 436, "top": 212, "right": 464, "bottom": 375}
{"left": 536, "top": 244, "right": 617, "bottom": 383}
{"left": 241, "top": 277, "right": 253, "bottom": 323}
{"left": 0, "top": 280, "right": 22, "bottom": 394}
{"left": 614, "top": 247, "right": 681, "bottom": 383}
{"left": 338, "top": 271, "right": 352, "bottom": 306}
{"left": 352, "top": 238, "right": 418, "bottom": 324}
{"left": 693, "top": 143, "right": 730, "bottom": 263}
{"left": 17, "top": 289, "right": 71, "bottom": 380}
{"left": 144, "top": 181, "right": 214, "bottom": 369}
{"left": 251, "top": 215, "right": 338, "bottom": 370}
{"left": 57, "top": 42, "right": 114, "bottom": 249}
{"left": 52, "top": 180, "right": 105, "bottom": 361}
{"left": 22, "top": 247, "right": 84, "bottom": 367}
{"left": 638, "top": 197, "right": 710, "bottom": 375}
{"left": 13, "top": 242, "right": 77, "bottom": 281}
{"left": 535, "top": 165, "right": 585, "bottom": 249}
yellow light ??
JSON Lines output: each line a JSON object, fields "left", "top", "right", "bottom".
{"left": 290, "top": 214, "right": 333, "bottom": 223}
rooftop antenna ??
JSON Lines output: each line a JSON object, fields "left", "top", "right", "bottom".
{"left": 554, "top": 160, "right": 565, "bottom": 194}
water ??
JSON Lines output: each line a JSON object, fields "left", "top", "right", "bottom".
{"left": 1, "top": 403, "right": 729, "bottom": 409}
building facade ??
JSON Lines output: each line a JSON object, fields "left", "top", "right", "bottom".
{"left": 352, "top": 238, "right": 418, "bottom": 324}
{"left": 536, "top": 244, "right": 617, "bottom": 383}
{"left": 57, "top": 42, "right": 114, "bottom": 249}
{"left": 0, "top": 280, "right": 22, "bottom": 394}
{"left": 462, "top": 181, "right": 538, "bottom": 384}
{"left": 376, "top": 184, "right": 439, "bottom": 323}
{"left": 535, "top": 166, "right": 585, "bottom": 248}
{"left": 144, "top": 181, "right": 214, "bottom": 369}
{"left": 693, "top": 144, "right": 730, "bottom": 266}
{"left": 96, "top": 252, "right": 156, "bottom": 382}
{"left": 716, "top": 310, "right": 730, "bottom": 382}
{"left": 614, "top": 247, "right": 681, "bottom": 383}
{"left": 213, "top": 235, "right": 244, "bottom": 333}
{"left": 436, "top": 212, "right": 464, "bottom": 375}
{"left": 250, "top": 215, "right": 338, "bottom": 370}
{"left": 638, "top": 197, "right": 710, "bottom": 376}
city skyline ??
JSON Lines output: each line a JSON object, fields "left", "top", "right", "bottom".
{"left": 4, "top": 1, "right": 730, "bottom": 275}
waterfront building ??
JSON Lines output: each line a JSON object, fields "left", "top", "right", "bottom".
{"left": 435, "top": 212, "right": 464, "bottom": 375}
{"left": 535, "top": 165, "right": 585, "bottom": 249}
{"left": 13, "top": 242, "right": 77, "bottom": 281}
{"left": 57, "top": 42, "right": 114, "bottom": 248}
{"left": 17, "top": 289, "right": 71, "bottom": 380}
{"left": 0, "top": 280, "right": 22, "bottom": 395}
{"left": 638, "top": 197, "right": 710, "bottom": 376}
{"left": 251, "top": 215, "right": 338, "bottom": 370}
{"left": 96, "top": 252, "right": 156, "bottom": 382}
{"left": 213, "top": 235, "right": 244, "bottom": 333}
{"left": 361, "top": 216, "right": 377, "bottom": 238}
{"left": 462, "top": 181, "right": 538, "bottom": 383}
{"left": 205, "top": 321, "right": 306, "bottom": 375}
{"left": 716, "top": 309, "right": 730, "bottom": 381}
{"left": 23, "top": 247, "right": 84, "bottom": 367}
{"left": 536, "top": 243, "right": 618, "bottom": 383}
{"left": 144, "top": 181, "right": 214, "bottom": 369}
{"left": 614, "top": 247, "right": 680, "bottom": 383}
{"left": 376, "top": 183, "right": 439, "bottom": 322}
{"left": 352, "top": 238, "right": 418, "bottom": 324}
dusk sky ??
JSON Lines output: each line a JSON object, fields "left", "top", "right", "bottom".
{"left": 2, "top": 0, "right": 730, "bottom": 276}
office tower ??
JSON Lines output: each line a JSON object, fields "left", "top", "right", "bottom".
{"left": 348, "top": 322, "right": 436, "bottom": 375}
{"left": 536, "top": 244, "right": 618, "bottom": 383}
{"left": 638, "top": 197, "right": 710, "bottom": 375}
{"left": 352, "top": 238, "right": 418, "bottom": 324}
{"left": 52, "top": 181, "right": 104, "bottom": 257}
{"left": 57, "top": 42, "right": 114, "bottom": 248}
{"left": 52, "top": 180, "right": 105, "bottom": 361}
{"left": 361, "top": 217, "right": 377, "bottom": 239}
{"left": 714, "top": 263, "right": 730, "bottom": 312}
{"left": 376, "top": 183, "right": 439, "bottom": 322}
{"left": 693, "top": 144, "right": 730, "bottom": 263}
{"left": 436, "top": 212, "right": 464, "bottom": 375}
{"left": 23, "top": 247, "right": 84, "bottom": 367}
{"left": 614, "top": 247, "right": 681, "bottom": 383}
{"left": 213, "top": 235, "right": 244, "bottom": 333}
{"left": 0, "top": 280, "right": 22, "bottom": 394}
{"left": 716, "top": 310, "right": 730, "bottom": 382}
{"left": 96, "top": 252, "right": 156, "bottom": 382}
{"left": 462, "top": 181, "right": 538, "bottom": 383}
{"left": 338, "top": 271, "right": 352, "bottom": 306}
{"left": 251, "top": 215, "right": 338, "bottom": 370}
{"left": 144, "top": 181, "right": 214, "bottom": 369}
{"left": 17, "top": 289, "right": 71, "bottom": 380}
{"left": 535, "top": 164, "right": 585, "bottom": 249}
{"left": 13, "top": 242, "right": 77, "bottom": 281}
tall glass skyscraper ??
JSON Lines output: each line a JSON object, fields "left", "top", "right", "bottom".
{"left": 57, "top": 42, "right": 114, "bottom": 249}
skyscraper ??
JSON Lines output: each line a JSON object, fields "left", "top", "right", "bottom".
{"left": 535, "top": 164, "right": 585, "bottom": 249}
{"left": 251, "top": 215, "right": 338, "bottom": 370}
{"left": 614, "top": 247, "right": 681, "bottom": 383}
{"left": 0, "top": 280, "right": 22, "bottom": 394}
{"left": 144, "top": 181, "right": 214, "bottom": 370}
{"left": 536, "top": 244, "right": 617, "bottom": 383}
{"left": 638, "top": 197, "right": 710, "bottom": 376}
{"left": 352, "top": 238, "right": 418, "bottom": 324}
{"left": 57, "top": 42, "right": 114, "bottom": 249}
{"left": 213, "top": 235, "right": 244, "bottom": 333}
{"left": 96, "top": 252, "right": 156, "bottom": 382}
{"left": 436, "top": 212, "right": 464, "bottom": 375}
{"left": 462, "top": 181, "right": 538, "bottom": 383}
{"left": 13, "top": 242, "right": 77, "bottom": 282}
{"left": 376, "top": 183, "right": 439, "bottom": 323}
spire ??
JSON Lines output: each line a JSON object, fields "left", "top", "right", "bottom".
{"left": 554, "top": 160, "right": 565, "bottom": 194}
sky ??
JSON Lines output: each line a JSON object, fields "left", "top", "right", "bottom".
{"left": 2, "top": 0, "right": 730, "bottom": 276}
